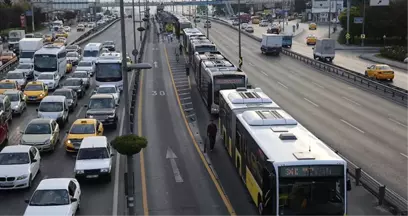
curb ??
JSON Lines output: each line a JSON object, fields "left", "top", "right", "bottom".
{"left": 359, "top": 53, "right": 407, "bottom": 71}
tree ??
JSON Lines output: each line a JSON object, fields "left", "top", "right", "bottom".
{"left": 104, "top": 9, "right": 111, "bottom": 16}
{"left": 196, "top": 5, "right": 207, "bottom": 15}
{"left": 63, "top": 11, "right": 76, "bottom": 20}
{"left": 294, "top": 0, "right": 307, "bottom": 13}
{"left": 111, "top": 134, "right": 148, "bottom": 156}
{"left": 3, "top": 0, "right": 12, "bottom": 6}
{"left": 339, "top": 6, "right": 361, "bottom": 43}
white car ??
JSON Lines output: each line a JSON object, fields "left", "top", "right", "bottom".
{"left": 66, "top": 52, "right": 81, "bottom": 65}
{"left": 232, "top": 20, "right": 240, "bottom": 26}
{"left": 259, "top": 20, "right": 269, "bottom": 27}
{"left": 76, "top": 61, "right": 95, "bottom": 76}
{"left": 87, "top": 23, "right": 96, "bottom": 28}
{"left": 74, "top": 136, "right": 113, "bottom": 182}
{"left": 15, "top": 63, "right": 34, "bottom": 79}
{"left": 5, "top": 70, "right": 27, "bottom": 89}
{"left": 245, "top": 25, "right": 254, "bottom": 33}
{"left": 23, "top": 178, "right": 81, "bottom": 216}
{"left": 76, "top": 24, "right": 85, "bottom": 32}
{"left": 95, "top": 84, "right": 120, "bottom": 104}
{"left": 4, "top": 90, "right": 27, "bottom": 115}
{"left": 97, "top": 20, "right": 105, "bottom": 26}
{"left": 36, "top": 72, "right": 60, "bottom": 90}
{"left": 0, "top": 145, "right": 41, "bottom": 190}
{"left": 63, "top": 26, "right": 71, "bottom": 32}
{"left": 20, "top": 118, "right": 60, "bottom": 152}
{"left": 241, "top": 23, "right": 248, "bottom": 29}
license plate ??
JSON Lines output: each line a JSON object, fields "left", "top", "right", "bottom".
{"left": 0, "top": 182, "right": 13, "bottom": 186}
{"left": 86, "top": 175, "right": 98, "bottom": 178}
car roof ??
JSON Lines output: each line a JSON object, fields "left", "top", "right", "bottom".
{"left": 73, "top": 118, "right": 97, "bottom": 124}
{"left": 36, "top": 178, "right": 74, "bottom": 190}
{"left": 98, "top": 84, "right": 116, "bottom": 88}
{"left": 73, "top": 71, "right": 87, "bottom": 74}
{"left": 66, "top": 78, "right": 82, "bottom": 81}
{"left": 1, "top": 145, "right": 31, "bottom": 153}
{"left": 27, "top": 81, "right": 44, "bottom": 85}
{"left": 7, "top": 70, "right": 24, "bottom": 74}
{"left": 38, "top": 72, "right": 55, "bottom": 75}
{"left": 90, "top": 94, "right": 114, "bottom": 99}
{"left": 42, "top": 95, "right": 66, "bottom": 102}
{"left": 80, "top": 136, "right": 108, "bottom": 149}
{"left": 28, "top": 118, "right": 54, "bottom": 124}
{"left": 4, "top": 89, "right": 21, "bottom": 94}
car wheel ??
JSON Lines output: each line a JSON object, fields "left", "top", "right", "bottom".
{"left": 27, "top": 174, "right": 32, "bottom": 189}
{"left": 106, "top": 173, "right": 112, "bottom": 182}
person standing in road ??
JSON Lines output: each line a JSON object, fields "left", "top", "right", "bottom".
{"left": 207, "top": 119, "right": 218, "bottom": 151}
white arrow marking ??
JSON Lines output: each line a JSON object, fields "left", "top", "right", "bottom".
{"left": 154, "top": 61, "right": 158, "bottom": 68}
{"left": 166, "top": 147, "right": 184, "bottom": 183}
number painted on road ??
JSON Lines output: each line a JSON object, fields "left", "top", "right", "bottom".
{"left": 152, "top": 91, "right": 166, "bottom": 96}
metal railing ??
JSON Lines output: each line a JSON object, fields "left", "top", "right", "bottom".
{"left": 209, "top": 17, "right": 408, "bottom": 215}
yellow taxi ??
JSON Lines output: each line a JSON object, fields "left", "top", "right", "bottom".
{"left": 365, "top": 64, "right": 395, "bottom": 81}
{"left": 55, "top": 31, "right": 68, "bottom": 38}
{"left": 309, "top": 22, "right": 317, "bottom": 30}
{"left": 0, "top": 80, "right": 18, "bottom": 94}
{"left": 126, "top": 55, "right": 133, "bottom": 65}
{"left": 24, "top": 81, "right": 48, "bottom": 102}
{"left": 54, "top": 37, "right": 67, "bottom": 46}
{"left": 66, "top": 62, "right": 73, "bottom": 73}
{"left": 306, "top": 35, "right": 317, "bottom": 45}
{"left": 65, "top": 118, "right": 104, "bottom": 152}
{"left": 44, "top": 34, "right": 53, "bottom": 42}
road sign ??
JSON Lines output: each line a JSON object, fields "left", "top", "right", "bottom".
{"left": 353, "top": 17, "right": 363, "bottom": 24}
{"left": 25, "top": 10, "right": 32, "bottom": 16}
{"left": 132, "top": 49, "right": 138, "bottom": 57}
{"left": 239, "top": 56, "right": 243, "bottom": 68}
{"left": 360, "top": 34, "right": 366, "bottom": 39}
{"left": 370, "top": 0, "right": 389, "bottom": 6}
{"left": 345, "top": 33, "right": 350, "bottom": 39}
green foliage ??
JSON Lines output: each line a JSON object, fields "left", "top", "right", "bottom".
{"left": 196, "top": 6, "right": 207, "bottom": 15}
{"left": 338, "top": 6, "right": 360, "bottom": 44}
{"left": 111, "top": 134, "right": 148, "bottom": 156}
{"left": 0, "top": 5, "right": 46, "bottom": 33}
{"left": 63, "top": 11, "right": 76, "bottom": 20}
{"left": 3, "top": 0, "right": 12, "bottom": 6}
{"left": 380, "top": 46, "right": 407, "bottom": 62}
{"left": 294, "top": 0, "right": 307, "bottom": 13}
{"left": 104, "top": 10, "right": 111, "bottom": 16}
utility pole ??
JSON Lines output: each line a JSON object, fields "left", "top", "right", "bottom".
{"left": 238, "top": 0, "right": 242, "bottom": 69}
{"left": 346, "top": 0, "right": 350, "bottom": 44}
{"left": 206, "top": 0, "right": 209, "bottom": 39}
{"left": 328, "top": 0, "right": 332, "bottom": 38}
{"left": 132, "top": 0, "right": 137, "bottom": 62}
{"left": 31, "top": 3, "right": 35, "bottom": 32}
{"left": 361, "top": 0, "right": 366, "bottom": 46}
{"left": 138, "top": 0, "right": 142, "bottom": 41}
{"left": 119, "top": 0, "right": 134, "bottom": 214}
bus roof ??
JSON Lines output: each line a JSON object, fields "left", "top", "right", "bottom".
{"left": 35, "top": 44, "right": 65, "bottom": 55}
{"left": 202, "top": 59, "right": 235, "bottom": 69}
{"left": 183, "top": 28, "right": 202, "bottom": 34}
{"left": 220, "top": 88, "right": 280, "bottom": 112}
{"left": 236, "top": 109, "right": 345, "bottom": 166}
{"left": 194, "top": 51, "right": 224, "bottom": 61}
{"left": 96, "top": 52, "right": 121, "bottom": 63}
{"left": 84, "top": 43, "right": 102, "bottom": 50}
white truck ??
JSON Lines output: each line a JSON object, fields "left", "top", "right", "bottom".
{"left": 19, "top": 38, "right": 44, "bottom": 64}
{"left": 8, "top": 30, "right": 25, "bottom": 51}
{"left": 313, "top": 38, "right": 335, "bottom": 62}
{"left": 260, "top": 33, "right": 283, "bottom": 55}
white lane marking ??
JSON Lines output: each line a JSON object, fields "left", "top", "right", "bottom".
{"left": 342, "top": 96, "right": 361, "bottom": 106}
{"left": 248, "top": 62, "right": 254, "bottom": 66}
{"left": 75, "top": 106, "right": 84, "bottom": 118}
{"left": 388, "top": 117, "right": 407, "bottom": 128}
{"left": 340, "top": 119, "right": 365, "bottom": 134}
{"left": 112, "top": 108, "right": 125, "bottom": 216}
{"left": 166, "top": 147, "right": 184, "bottom": 183}
{"left": 400, "top": 153, "right": 408, "bottom": 159}
{"left": 153, "top": 61, "right": 158, "bottom": 68}
{"left": 303, "top": 98, "right": 319, "bottom": 107}
{"left": 312, "top": 82, "right": 325, "bottom": 89}
{"left": 260, "top": 70, "right": 269, "bottom": 76}
{"left": 60, "top": 134, "right": 68, "bottom": 149}
{"left": 277, "top": 81, "right": 288, "bottom": 89}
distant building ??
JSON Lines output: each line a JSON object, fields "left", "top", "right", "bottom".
{"left": 311, "top": 0, "right": 343, "bottom": 22}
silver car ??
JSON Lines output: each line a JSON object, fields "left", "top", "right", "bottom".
{"left": 5, "top": 70, "right": 27, "bottom": 89}
{"left": 14, "top": 63, "right": 34, "bottom": 79}
{"left": 71, "top": 71, "right": 90, "bottom": 89}
{"left": 4, "top": 90, "right": 26, "bottom": 115}
{"left": 20, "top": 118, "right": 60, "bottom": 152}
{"left": 67, "top": 52, "right": 81, "bottom": 65}
{"left": 76, "top": 61, "right": 95, "bottom": 76}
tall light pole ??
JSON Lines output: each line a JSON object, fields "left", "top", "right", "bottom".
{"left": 138, "top": 0, "right": 142, "bottom": 41}
{"left": 206, "top": 0, "right": 209, "bottom": 38}
{"left": 238, "top": 0, "right": 242, "bottom": 69}
{"left": 132, "top": 0, "right": 138, "bottom": 62}
{"left": 328, "top": 0, "right": 332, "bottom": 38}
{"left": 119, "top": 0, "right": 134, "bottom": 214}
{"left": 361, "top": 0, "right": 366, "bottom": 46}
{"left": 346, "top": 0, "right": 350, "bottom": 44}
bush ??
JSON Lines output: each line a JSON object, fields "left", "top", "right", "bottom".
{"left": 111, "top": 134, "right": 148, "bottom": 156}
{"left": 379, "top": 46, "right": 407, "bottom": 62}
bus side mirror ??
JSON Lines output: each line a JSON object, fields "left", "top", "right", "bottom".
{"left": 347, "top": 179, "right": 352, "bottom": 191}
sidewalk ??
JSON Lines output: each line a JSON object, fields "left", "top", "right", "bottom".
{"left": 360, "top": 53, "right": 407, "bottom": 71}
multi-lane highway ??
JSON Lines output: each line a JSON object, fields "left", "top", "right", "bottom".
{"left": 0, "top": 19, "right": 138, "bottom": 215}
{"left": 197, "top": 22, "right": 408, "bottom": 200}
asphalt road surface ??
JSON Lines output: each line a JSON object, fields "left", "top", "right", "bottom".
{"left": 0, "top": 19, "right": 139, "bottom": 215}
{"left": 197, "top": 22, "right": 407, "bottom": 200}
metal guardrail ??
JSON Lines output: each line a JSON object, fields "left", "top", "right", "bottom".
{"left": 0, "top": 19, "right": 119, "bottom": 76}
{"left": 209, "top": 17, "right": 408, "bottom": 106}
{"left": 210, "top": 17, "right": 408, "bottom": 215}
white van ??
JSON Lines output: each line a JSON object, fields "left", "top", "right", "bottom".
{"left": 37, "top": 95, "right": 69, "bottom": 126}
{"left": 82, "top": 43, "right": 103, "bottom": 63}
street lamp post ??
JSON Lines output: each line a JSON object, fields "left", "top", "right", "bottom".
{"left": 206, "top": 0, "right": 209, "bottom": 39}
{"left": 238, "top": 0, "right": 242, "bottom": 69}
{"left": 328, "top": 0, "right": 332, "bottom": 38}
{"left": 132, "top": 0, "right": 138, "bottom": 62}
{"left": 346, "top": 0, "right": 350, "bottom": 45}
{"left": 138, "top": 0, "right": 142, "bottom": 41}
{"left": 361, "top": 0, "right": 366, "bottom": 47}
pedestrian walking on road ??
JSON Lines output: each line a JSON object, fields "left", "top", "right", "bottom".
{"left": 207, "top": 119, "right": 217, "bottom": 151}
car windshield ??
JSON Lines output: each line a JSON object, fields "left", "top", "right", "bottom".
{"left": 0, "top": 83, "right": 16, "bottom": 89}
{"left": 0, "top": 152, "right": 29, "bottom": 165}
{"left": 97, "top": 87, "right": 116, "bottom": 94}
{"left": 53, "top": 91, "right": 72, "bottom": 99}
{"left": 17, "top": 64, "right": 32, "bottom": 69}
{"left": 66, "top": 45, "right": 77, "bottom": 50}
{"left": 25, "top": 84, "right": 43, "bottom": 91}
{"left": 70, "top": 124, "right": 95, "bottom": 134}
{"left": 78, "top": 62, "right": 92, "bottom": 67}
{"left": 64, "top": 79, "right": 81, "bottom": 86}
{"left": 67, "top": 53, "right": 77, "bottom": 57}
{"left": 39, "top": 101, "right": 63, "bottom": 112}
{"left": 25, "top": 123, "right": 51, "bottom": 134}
{"left": 29, "top": 189, "right": 70, "bottom": 206}
{"left": 38, "top": 74, "right": 54, "bottom": 80}
{"left": 83, "top": 50, "right": 99, "bottom": 57}
{"left": 5, "top": 93, "right": 19, "bottom": 101}
{"left": 378, "top": 65, "right": 392, "bottom": 70}
{"left": 72, "top": 73, "right": 87, "bottom": 78}
{"left": 77, "top": 147, "right": 109, "bottom": 160}
{"left": 88, "top": 98, "right": 115, "bottom": 109}
{"left": 6, "top": 73, "right": 24, "bottom": 79}
{"left": 20, "top": 51, "right": 35, "bottom": 59}
{"left": 104, "top": 42, "right": 114, "bottom": 45}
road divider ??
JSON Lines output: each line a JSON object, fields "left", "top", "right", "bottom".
{"left": 0, "top": 18, "right": 119, "bottom": 75}
{"left": 210, "top": 17, "right": 408, "bottom": 215}
{"left": 208, "top": 17, "right": 408, "bottom": 107}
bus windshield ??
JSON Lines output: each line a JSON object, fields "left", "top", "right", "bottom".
{"left": 213, "top": 76, "right": 246, "bottom": 104}
{"left": 83, "top": 50, "right": 99, "bottom": 57}
{"left": 95, "top": 63, "right": 122, "bottom": 82}
{"left": 34, "top": 54, "right": 57, "bottom": 72}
